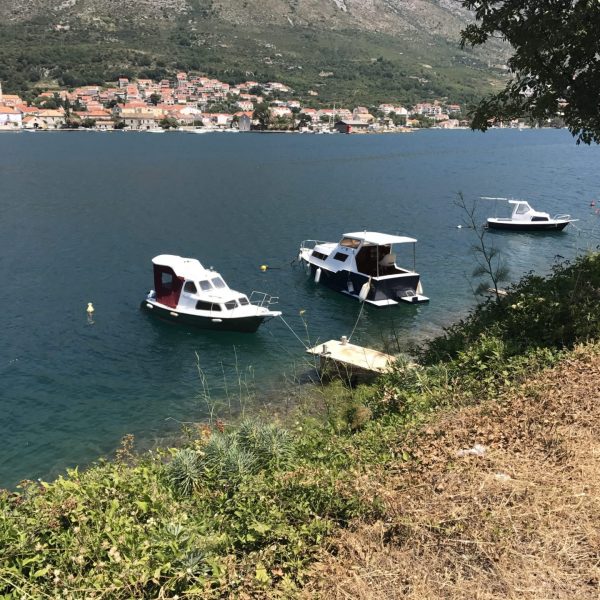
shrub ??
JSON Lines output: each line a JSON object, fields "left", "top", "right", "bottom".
{"left": 166, "top": 448, "right": 202, "bottom": 496}
{"left": 236, "top": 419, "right": 295, "bottom": 470}
{"left": 421, "top": 252, "right": 600, "bottom": 363}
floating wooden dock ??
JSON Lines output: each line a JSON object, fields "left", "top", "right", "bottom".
{"left": 306, "top": 338, "right": 396, "bottom": 381}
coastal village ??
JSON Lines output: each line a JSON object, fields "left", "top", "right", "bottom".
{"left": 0, "top": 72, "right": 466, "bottom": 133}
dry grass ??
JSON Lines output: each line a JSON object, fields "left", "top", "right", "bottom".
{"left": 303, "top": 344, "right": 600, "bottom": 599}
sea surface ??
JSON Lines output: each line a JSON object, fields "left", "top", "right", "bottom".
{"left": 1, "top": 128, "right": 599, "bottom": 488}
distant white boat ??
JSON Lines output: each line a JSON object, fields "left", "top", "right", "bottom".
{"left": 146, "top": 127, "right": 165, "bottom": 133}
{"left": 483, "top": 198, "right": 576, "bottom": 231}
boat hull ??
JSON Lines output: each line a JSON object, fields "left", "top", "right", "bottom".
{"left": 140, "top": 301, "right": 271, "bottom": 333}
{"left": 303, "top": 261, "right": 424, "bottom": 306}
{"left": 487, "top": 220, "right": 570, "bottom": 231}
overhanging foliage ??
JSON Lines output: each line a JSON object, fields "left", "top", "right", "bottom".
{"left": 461, "top": 0, "right": 600, "bottom": 144}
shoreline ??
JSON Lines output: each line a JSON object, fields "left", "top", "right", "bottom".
{"left": 0, "top": 125, "right": 547, "bottom": 135}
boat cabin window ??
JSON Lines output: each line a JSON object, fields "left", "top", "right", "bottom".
{"left": 211, "top": 277, "right": 226, "bottom": 289}
{"left": 312, "top": 250, "right": 329, "bottom": 261}
{"left": 238, "top": 297, "right": 249, "bottom": 306}
{"left": 196, "top": 300, "right": 222, "bottom": 311}
{"left": 333, "top": 252, "right": 348, "bottom": 262}
{"left": 224, "top": 300, "right": 238, "bottom": 310}
{"left": 199, "top": 280, "right": 212, "bottom": 291}
{"left": 356, "top": 244, "right": 397, "bottom": 276}
{"left": 339, "top": 237, "right": 361, "bottom": 249}
{"left": 515, "top": 204, "right": 530, "bottom": 215}
{"left": 184, "top": 281, "right": 197, "bottom": 294}
{"left": 161, "top": 272, "right": 175, "bottom": 291}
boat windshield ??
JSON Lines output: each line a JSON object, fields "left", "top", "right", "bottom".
{"left": 339, "top": 237, "right": 361, "bottom": 249}
{"left": 211, "top": 277, "right": 226, "bottom": 289}
{"left": 199, "top": 280, "right": 212, "bottom": 291}
{"left": 515, "top": 203, "right": 531, "bottom": 215}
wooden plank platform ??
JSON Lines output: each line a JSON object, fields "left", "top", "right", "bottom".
{"left": 306, "top": 339, "right": 396, "bottom": 378}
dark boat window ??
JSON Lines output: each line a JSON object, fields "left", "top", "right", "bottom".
{"left": 355, "top": 245, "right": 383, "bottom": 276}
{"left": 339, "top": 237, "right": 361, "bottom": 248}
{"left": 161, "top": 272, "right": 174, "bottom": 291}
{"left": 184, "top": 281, "right": 197, "bottom": 293}
{"left": 312, "top": 251, "right": 328, "bottom": 260}
{"left": 196, "top": 300, "right": 222, "bottom": 311}
{"left": 225, "top": 300, "right": 238, "bottom": 310}
{"left": 199, "top": 280, "right": 212, "bottom": 291}
{"left": 333, "top": 252, "right": 348, "bottom": 262}
{"left": 211, "top": 277, "right": 226, "bottom": 289}
{"left": 532, "top": 216, "right": 549, "bottom": 221}
{"left": 239, "top": 297, "right": 249, "bottom": 305}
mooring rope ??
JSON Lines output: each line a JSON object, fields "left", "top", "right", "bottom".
{"left": 348, "top": 299, "right": 366, "bottom": 342}
{"left": 278, "top": 314, "right": 310, "bottom": 350}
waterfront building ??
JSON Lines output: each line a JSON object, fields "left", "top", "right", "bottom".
{"left": 0, "top": 105, "right": 22, "bottom": 128}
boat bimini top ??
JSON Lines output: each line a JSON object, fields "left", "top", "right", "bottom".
{"left": 342, "top": 231, "right": 417, "bottom": 246}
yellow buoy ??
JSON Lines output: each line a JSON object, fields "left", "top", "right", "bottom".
{"left": 260, "top": 264, "right": 268, "bottom": 272}
{"left": 86, "top": 302, "right": 95, "bottom": 314}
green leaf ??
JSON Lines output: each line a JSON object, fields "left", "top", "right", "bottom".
{"left": 32, "top": 565, "right": 51, "bottom": 578}
{"left": 255, "top": 564, "right": 270, "bottom": 584}
{"left": 250, "top": 522, "right": 271, "bottom": 534}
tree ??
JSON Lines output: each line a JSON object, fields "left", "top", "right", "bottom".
{"left": 253, "top": 103, "right": 271, "bottom": 130}
{"left": 455, "top": 192, "right": 509, "bottom": 298}
{"left": 461, "top": 0, "right": 600, "bottom": 144}
{"left": 149, "top": 93, "right": 161, "bottom": 106}
{"left": 411, "top": 114, "right": 434, "bottom": 128}
{"left": 297, "top": 113, "right": 313, "bottom": 130}
{"left": 389, "top": 111, "right": 407, "bottom": 126}
{"left": 159, "top": 116, "right": 179, "bottom": 129}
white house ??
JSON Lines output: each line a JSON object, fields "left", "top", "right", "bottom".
{"left": 0, "top": 106, "right": 22, "bottom": 128}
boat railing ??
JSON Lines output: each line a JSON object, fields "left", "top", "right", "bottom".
{"left": 300, "top": 239, "right": 328, "bottom": 251}
{"left": 249, "top": 291, "right": 279, "bottom": 308}
{"left": 553, "top": 213, "right": 572, "bottom": 221}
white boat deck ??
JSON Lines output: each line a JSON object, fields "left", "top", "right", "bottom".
{"left": 306, "top": 339, "right": 396, "bottom": 374}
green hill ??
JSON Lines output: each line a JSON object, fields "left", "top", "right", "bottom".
{"left": 0, "top": 0, "right": 509, "bottom": 105}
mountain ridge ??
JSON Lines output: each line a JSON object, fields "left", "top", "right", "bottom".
{"left": 0, "top": 0, "right": 509, "bottom": 105}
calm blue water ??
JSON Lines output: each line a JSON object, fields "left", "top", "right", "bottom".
{"left": 1, "top": 128, "right": 599, "bottom": 487}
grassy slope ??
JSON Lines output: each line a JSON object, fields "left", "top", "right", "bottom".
{"left": 304, "top": 344, "right": 600, "bottom": 599}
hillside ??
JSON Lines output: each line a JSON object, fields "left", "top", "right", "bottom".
{"left": 0, "top": 0, "right": 509, "bottom": 105}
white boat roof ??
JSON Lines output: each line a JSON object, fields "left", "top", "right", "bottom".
{"left": 152, "top": 254, "right": 214, "bottom": 280}
{"left": 343, "top": 231, "right": 417, "bottom": 245}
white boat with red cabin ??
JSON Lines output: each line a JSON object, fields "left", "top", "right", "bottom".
{"left": 141, "top": 255, "right": 281, "bottom": 332}
{"left": 299, "top": 231, "right": 429, "bottom": 306}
